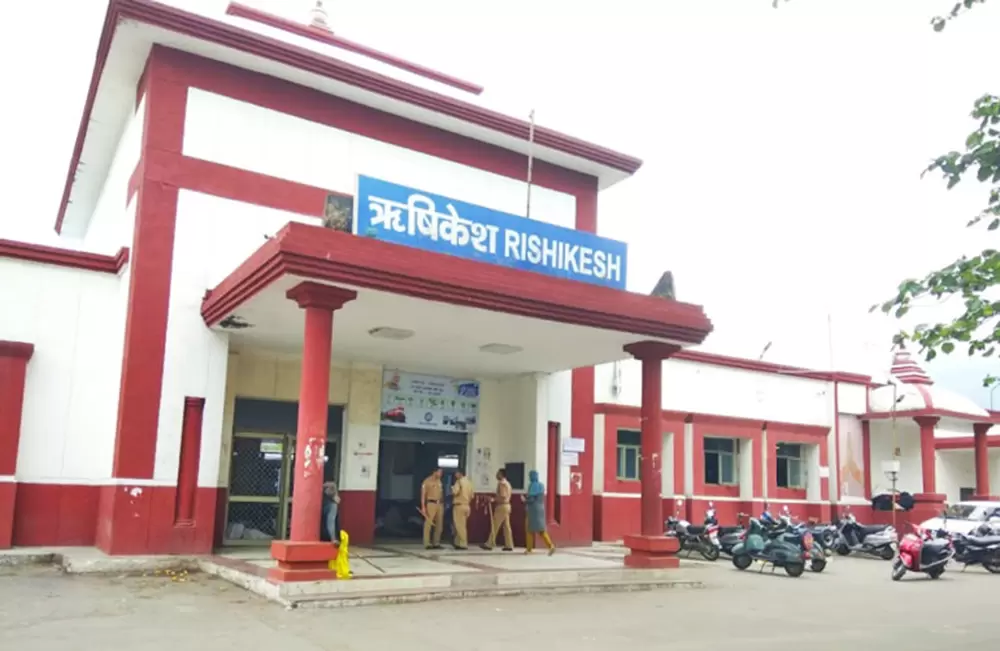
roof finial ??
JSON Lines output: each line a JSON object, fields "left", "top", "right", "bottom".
{"left": 309, "top": 1, "right": 331, "bottom": 31}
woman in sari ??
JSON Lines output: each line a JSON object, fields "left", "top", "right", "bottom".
{"left": 523, "top": 470, "right": 555, "bottom": 555}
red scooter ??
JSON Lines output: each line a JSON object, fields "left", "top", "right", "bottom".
{"left": 891, "top": 524, "right": 954, "bottom": 581}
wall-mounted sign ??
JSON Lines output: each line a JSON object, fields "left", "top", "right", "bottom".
{"left": 560, "top": 452, "right": 580, "bottom": 467}
{"left": 355, "top": 175, "right": 628, "bottom": 290}
{"left": 562, "top": 438, "right": 586, "bottom": 453}
{"left": 380, "top": 370, "right": 480, "bottom": 433}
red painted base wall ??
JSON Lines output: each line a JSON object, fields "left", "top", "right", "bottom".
{"left": 11, "top": 483, "right": 219, "bottom": 554}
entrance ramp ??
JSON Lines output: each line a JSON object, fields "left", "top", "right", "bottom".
{"left": 206, "top": 543, "right": 705, "bottom": 608}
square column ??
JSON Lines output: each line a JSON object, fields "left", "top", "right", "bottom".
{"left": 973, "top": 423, "right": 993, "bottom": 500}
{"left": 621, "top": 341, "right": 679, "bottom": 569}
{"left": 914, "top": 416, "right": 940, "bottom": 495}
{"left": 269, "top": 282, "right": 356, "bottom": 583}
{"left": 0, "top": 341, "right": 34, "bottom": 549}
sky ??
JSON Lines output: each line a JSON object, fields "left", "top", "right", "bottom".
{"left": 2, "top": 0, "right": 998, "bottom": 405}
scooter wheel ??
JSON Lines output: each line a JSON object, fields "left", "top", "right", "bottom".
{"left": 732, "top": 554, "right": 752, "bottom": 571}
{"left": 984, "top": 561, "right": 1000, "bottom": 574}
{"left": 928, "top": 566, "right": 945, "bottom": 580}
{"left": 835, "top": 544, "right": 851, "bottom": 556}
{"left": 700, "top": 545, "right": 720, "bottom": 561}
{"left": 891, "top": 559, "right": 906, "bottom": 581}
{"left": 879, "top": 546, "right": 895, "bottom": 561}
{"left": 784, "top": 563, "right": 805, "bottom": 578}
{"left": 810, "top": 559, "right": 827, "bottom": 573}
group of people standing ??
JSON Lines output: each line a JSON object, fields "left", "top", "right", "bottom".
{"left": 421, "top": 467, "right": 555, "bottom": 555}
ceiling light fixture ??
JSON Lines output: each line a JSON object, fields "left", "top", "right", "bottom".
{"left": 368, "top": 327, "right": 415, "bottom": 341}
{"left": 479, "top": 343, "right": 522, "bottom": 355}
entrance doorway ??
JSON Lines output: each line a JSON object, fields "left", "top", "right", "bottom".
{"left": 224, "top": 432, "right": 340, "bottom": 544}
{"left": 223, "top": 398, "right": 342, "bottom": 545}
{"left": 375, "top": 426, "right": 467, "bottom": 540}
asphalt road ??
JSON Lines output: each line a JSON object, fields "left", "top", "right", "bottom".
{"left": 1, "top": 556, "right": 996, "bottom": 650}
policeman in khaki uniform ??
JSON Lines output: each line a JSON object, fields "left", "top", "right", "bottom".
{"left": 450, "top": 469, "right": 474, "bottom": 550}
{"left": 421, "top": 468, "right": 444, "bottom": 549}
{"left": 481, "top": 468, "right": 514, "bottom": 551}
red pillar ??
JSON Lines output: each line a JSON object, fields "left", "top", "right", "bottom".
{"left": 174, "top": 397, "right": 205, "bottom": 524}
{"left": 269, "top": 282, "right": 356, "bottom": 583}
{"left": 861, "top": 420, "right": 872, "bottom": 499}
{"left": 0, "top": 341, "right": 34, "bottom": 549}
{"left": 621, "top": 341, "right": 680, "bottom": 569}
{"left": 914, "top": 416, "right": 940, "bottom": 495}
{"left": 973, "top": 422, "right": 992, "bottom": 499}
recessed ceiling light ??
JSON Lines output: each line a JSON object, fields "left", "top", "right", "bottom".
{"left": 368, "top": 327, "right": 415, "bottom": 340}
{"left": 479, "top": 343, "right": 522, "bottom": 355}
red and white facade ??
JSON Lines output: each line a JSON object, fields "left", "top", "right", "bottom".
{"left": 1, "top": 1, "right": 997, "bottom": 571}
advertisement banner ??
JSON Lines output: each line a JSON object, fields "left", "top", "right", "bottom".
{"left": 380, "top": 370, "right": 480, "bottom": 433}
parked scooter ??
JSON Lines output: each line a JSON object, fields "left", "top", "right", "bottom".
{"left": 891, "top": 524, "right": 954, "bottom": 581}
{"left": 835, "top": 513, "right": 897, "bottom": 560}
{"left": 665, "top": 506, "right": 721, "bottom": 561}
{"left": 730, "top": 516, "right": 811, "bottom": 577}
{"left": 764, "top": 506, "right": 828, "bottom": 573}
{"left": 948, "top": 514, "right": 1000, "bottom": 573}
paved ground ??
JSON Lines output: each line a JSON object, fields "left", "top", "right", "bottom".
{"left": 2, "top": 556, "right": 996, "bottom": 650}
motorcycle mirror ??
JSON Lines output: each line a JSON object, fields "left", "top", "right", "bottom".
{"left": 708, "top": 501, "right": 714, "bottom": 508}
{"left": 676, "top": 499, "right": 684, "bottom": 506}
{"left": 782, "top": 505, "right": 790, "bottom": 514}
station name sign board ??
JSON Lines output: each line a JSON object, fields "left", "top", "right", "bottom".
{"left": 354, "top": 175, "right": 628, "bottom": 290}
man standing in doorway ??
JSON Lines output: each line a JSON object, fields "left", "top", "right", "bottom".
{"left": 481, "top": 468, "right": 514, "bottom": 551}
{"left": 451, "top": 469, "right": 474, "bottom": 550}
{"left": 421, "top": 468, "right": 444, "bottom": 550}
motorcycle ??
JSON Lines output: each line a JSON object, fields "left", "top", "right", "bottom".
{"left": 665, "top": 507, "right": 721, "bottom": 561}
{"left": 717, "top": 513, "right": 750, "bottom": 558}
{"left": 892, "top": 524, "right": 954, "bottom": 581}
{"left": 730, "top": 516, "right": 811, "bottom": 577}
{"left": 949, "top": 516, "right": 1000, "bottom": 573}
{"left": 835, "top": 513, "right": 897, "bottom": 560}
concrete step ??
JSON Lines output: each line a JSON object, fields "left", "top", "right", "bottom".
{"left": 287, "top": 577, "right": 705, "bottom": 609}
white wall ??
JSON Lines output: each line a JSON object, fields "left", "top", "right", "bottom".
{"left": 159, "top": 190, "right": 328, "bottom": 488}
{"left": 82, "top": 96, "right": 144, "bottom": 254}
{"left": 596, "top": 358, "right": 837, "bottom": 426}
{"left": 937, "top": 450, "right": 975, "bottom": 503}
{"left": 1, "top": 258, "right": 128, "bottom": 483}
{"left": 869, "top": 420, "right": 923, "bottom": 495}
{"left": 182, "top": 89, "right": 577, "bottom": 231}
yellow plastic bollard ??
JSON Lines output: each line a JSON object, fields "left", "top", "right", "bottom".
{"left": 329, "top": 529, "right": 352, "bottom": 579}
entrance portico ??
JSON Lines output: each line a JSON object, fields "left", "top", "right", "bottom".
{"left": 203, "top": 222, "right": 712, "bottom": 579}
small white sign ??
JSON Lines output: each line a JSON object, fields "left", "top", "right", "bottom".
{"left": 817, "top": 466, "right": 830, "bottom": 479}
{"left": 560, "top": 452, "right": 580, "bottom": 466}
{"left": 562, "top": 438, "right": 586, "bottom": 453}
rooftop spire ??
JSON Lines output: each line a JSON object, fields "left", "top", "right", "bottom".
{"left": 309, "top": 1, "right": 331, "bottom": 31}
{"left": 890, "top": 345, "right": 934, "bottom": 385}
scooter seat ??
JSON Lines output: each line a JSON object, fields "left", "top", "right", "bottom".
{"left": 719, "top": 526, "right": 743, "bottom": 536}
{"left": 964, "top": 535, "right": 1000, "bottom": 547}
{"left": 686, "top": 525, "right": 706, "bottom": 535}
{"left": 861, "top": 525, "right": 889, "bottom": 536}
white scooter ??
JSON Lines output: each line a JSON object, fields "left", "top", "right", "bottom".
{"left": 835, "top": 513, "right": 897, "bottom": 560}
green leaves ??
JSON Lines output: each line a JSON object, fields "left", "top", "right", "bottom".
{"left": 875, "top": 92, "right": 998, "bottom": 388}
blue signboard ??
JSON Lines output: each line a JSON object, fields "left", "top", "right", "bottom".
{"left": 354, "top": 175, "right": 628, "bottom": 290}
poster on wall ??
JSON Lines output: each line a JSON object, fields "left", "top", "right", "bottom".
{"left": 380, "top": 370, "right": 480, "bottom": 433}
{"left": 838, "top": 415, "right": 866, "bottom": 499}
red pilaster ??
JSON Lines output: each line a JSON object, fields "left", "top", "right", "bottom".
{"left": 621, "top": 341, "right": 679, "bottom": 569}
{"left": 0, "top": 341, "right": 34, "bottom": 549}
{"left": 973, "top": 422, "right": 992, "bottom": 499}
{"left": 914, "top": 416, "right": 940, "bottom": 495}
{"left": 861, "top": 420, "right": 872, "bottom": 499}
{"left": 269, "top": 281, "right": 356, "bottom": 582}
{"left": 174, "top": 397, "right": 205, "bottom": 524}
